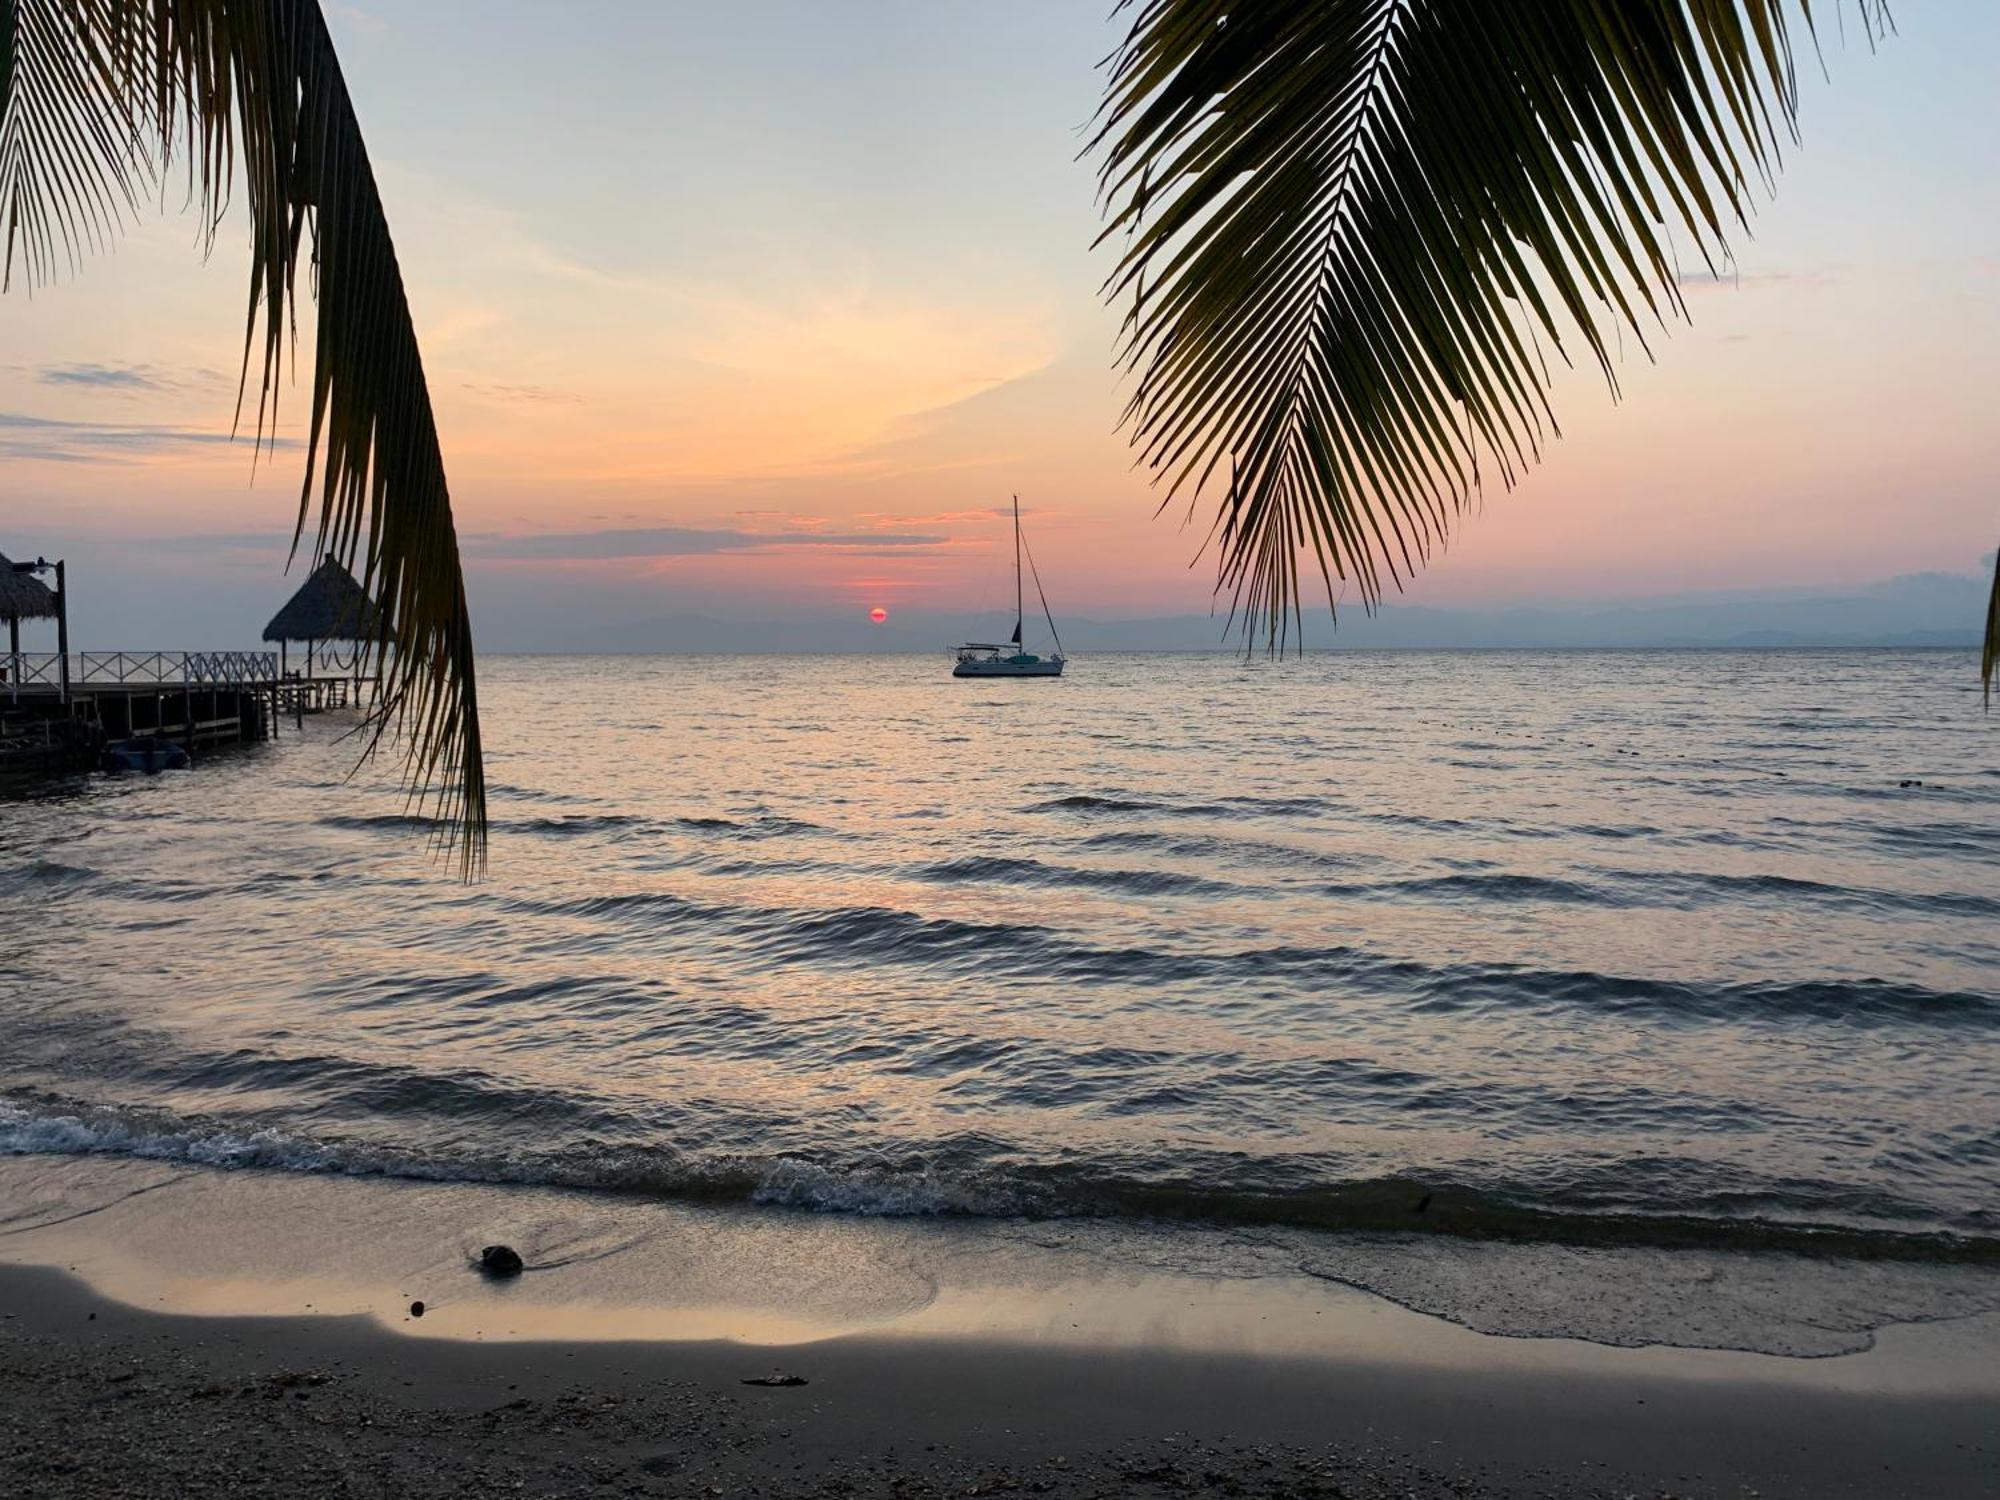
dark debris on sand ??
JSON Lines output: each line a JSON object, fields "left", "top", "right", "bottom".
{"left": 0, "top": 1311, "right": 1647, "bottom": 1499}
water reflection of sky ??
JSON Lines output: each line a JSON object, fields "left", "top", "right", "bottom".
{"left": 1, "top": 650, "right": 1994, "bottom": 1237}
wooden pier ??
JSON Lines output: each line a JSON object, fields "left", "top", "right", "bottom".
{"left": 4, "top": 550, "right": 380, "bottom": 790}
{"left": 3, "top": 649, "right": 370, "bottom": 753}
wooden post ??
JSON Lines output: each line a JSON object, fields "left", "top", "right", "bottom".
{"left": 54, "top": 559, "right": 70, "bottom": 706}
{"left": 6, "top": 615, "right": 17, "bottom": 705}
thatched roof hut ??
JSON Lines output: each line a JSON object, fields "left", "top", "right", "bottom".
{"left": 0, "top": 552, "right": 58, "bottom": 623}
{"left": 262, "top": 558, "right": 380, "bottom": 643}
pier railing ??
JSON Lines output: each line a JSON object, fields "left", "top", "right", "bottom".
{"left": 2, "top": 653, "right": 63, "bottom": 690}
{"left": 3, "top": 651, "right": 280, "bottom": 690}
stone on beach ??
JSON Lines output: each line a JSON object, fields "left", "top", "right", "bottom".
{"left": 478, "top": 1245, "right": 524, "bottom": 1278}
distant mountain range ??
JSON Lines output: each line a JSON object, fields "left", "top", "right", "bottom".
{"left": 507, "top": 571, "right": 1990, "bottom": 655}
{"left": 15, "top": 529, "right": 1988, "bottom": 655}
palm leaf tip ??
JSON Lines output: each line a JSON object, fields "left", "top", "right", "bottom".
{"left": 1091, "top": 0, "right": 1894, "bottom": 649}
{"left": 1, "top": 0, "right": 485, "bottom": 872}
{"left": 1983, "top": 545, "right": 1999, "bottom": 709}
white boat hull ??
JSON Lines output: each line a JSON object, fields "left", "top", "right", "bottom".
{"left": 953, "top": 656, "right": 1064, "bottom": 678}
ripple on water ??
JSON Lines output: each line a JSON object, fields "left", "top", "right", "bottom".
{"left": 1, "top": 649, "right": 1995, "bottom": 1269}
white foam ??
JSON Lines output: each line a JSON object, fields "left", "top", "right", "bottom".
{"left": 749, "top": 1157, "right": 1032, "bottom": 1217}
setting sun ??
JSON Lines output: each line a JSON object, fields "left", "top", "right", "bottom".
{"left": 869, "top": 607, "right": 888, "bottom": 623}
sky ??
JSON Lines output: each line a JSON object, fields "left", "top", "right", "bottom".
{"left": 2, "top": 0, "right": 1997, "bottom": 649}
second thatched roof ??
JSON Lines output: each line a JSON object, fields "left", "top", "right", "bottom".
{"left": 262, "top": 558, "right": 381, "bottom": 643}
{"left": 0, "top": 551, "right": 59, "bottom": 622}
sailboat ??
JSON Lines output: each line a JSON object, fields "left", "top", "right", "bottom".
{"left": 952, "top": 496, "right": 1066, "bottom": 678}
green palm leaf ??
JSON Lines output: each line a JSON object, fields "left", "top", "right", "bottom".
{"left": 1, "top": 0, "right": 485, "bottom": 870}
{"left": 1091, "top": 0, "right": 1995, "bottom": 686}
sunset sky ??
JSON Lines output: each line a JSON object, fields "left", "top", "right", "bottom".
{"left": 3, "top": 1, "right": 1996, "bottom": 647}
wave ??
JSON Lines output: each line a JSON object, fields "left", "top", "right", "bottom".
{"left": 916, "top": 855, "right": 1235, "bottom": 898}
{"left": 322, "top": 809, "right": 818, "bottom": 842}
{"left": 1072, "top": 828, "right": 1380, "bottom": 875}
{"left": 1026, "top": 793, "right": 1328, "bottom": 819}
{"left": 1362, "top": 810, "right": 1479, "bottom": 833}
{"left": 510, "top": 813, "right": 650, "bottom": 837}
{"left": 4, "top": 1095, "right": 1994, "bottom": 1264}
{"left": 1600, "top": 868, "right": 2000, "bottom": 919}
{"left": 483, "top": 780, "right": 604, "bottom": 807}
{"left": 1408, "top": 969, "right": 2000, "bottom": 1030}
{"left": 0, "top": 859, "right": 100, "bottom": 889}
{"left": 669, "top": 813, "right": 822, "bottom": 839}
{"left": 490, "top": 884, "right": 1998, "bottom": 1028}
{"left": 1864, "top": 820, "right": 2000, "bottom": 861}
{"left": 1369, "top": 872, "right": 1602, "bottom": 904}
{"left": 1027, "top": 794, "right": 1163, "bottom": 815}
{"left": 1312, "top": 867, "right": 2000, "bottom": 919}
{"left": 318, "top": 812, "right": 449, "bottom": 832}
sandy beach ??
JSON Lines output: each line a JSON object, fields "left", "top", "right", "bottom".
{"left": 6, "top": 1262, "right": 1996, "bottom": 1499}
{"left": 3, "top": 1155, "right": 1996, "bottom": 1499}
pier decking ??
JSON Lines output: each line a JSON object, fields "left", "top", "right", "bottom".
{"left": 4, "top": 650, "right": 366, "bottom": 749}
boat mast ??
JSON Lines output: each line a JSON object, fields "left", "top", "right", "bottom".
{"left": 1013, "top": 494, "right": 1024, "bottom": 653}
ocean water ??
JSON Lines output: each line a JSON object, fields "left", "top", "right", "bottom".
{"left": 2, "top": 650, "right": 1996, "bottom": 1266}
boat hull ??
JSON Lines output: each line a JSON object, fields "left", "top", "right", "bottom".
{"left": 102, "top": 738, "right": 191, "bottom": 773}
{"left": 952, "top": 658, "right": 1064, "bottom": 678}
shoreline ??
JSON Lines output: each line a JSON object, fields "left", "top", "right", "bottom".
{"left": 6, "top": 1150, "right": 1997, "bottom": 1359}
{"left": 3, "top": 1154, "right": 1998, "bottom": 1496}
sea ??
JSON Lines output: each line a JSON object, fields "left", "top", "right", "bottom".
{"left": 2, "top": 649, "right": 1997, "bottom": 1346}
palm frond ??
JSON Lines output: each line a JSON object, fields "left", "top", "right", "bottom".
{"left": 1983, "top": 548, "right": 1997, "bottom": 707}
{"left": 1092, "top": 0, "right": 1897, "bottom": 651}
{"left": 1, "top": 0, "right": 484, "bottom": 872}
{"left": 0, "top": 0, "right": 149, "bottom": 289}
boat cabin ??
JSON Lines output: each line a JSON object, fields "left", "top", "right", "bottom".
{"left": 954, "top": 642, "right": 1044, "bottom": 667}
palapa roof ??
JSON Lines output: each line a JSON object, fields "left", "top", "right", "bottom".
{"left": 0, "top": 551, "right": 59, "bottom": 622}
{"left": 262, "top": 557, "right": 381, "bottom": 643}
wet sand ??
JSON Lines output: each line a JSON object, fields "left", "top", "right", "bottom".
{"left": 2, "top": 1156, "right": 1996, "bottom": 1497}
{"left": 7, "top": 1263, "right": 1998, "bottom": 1499}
